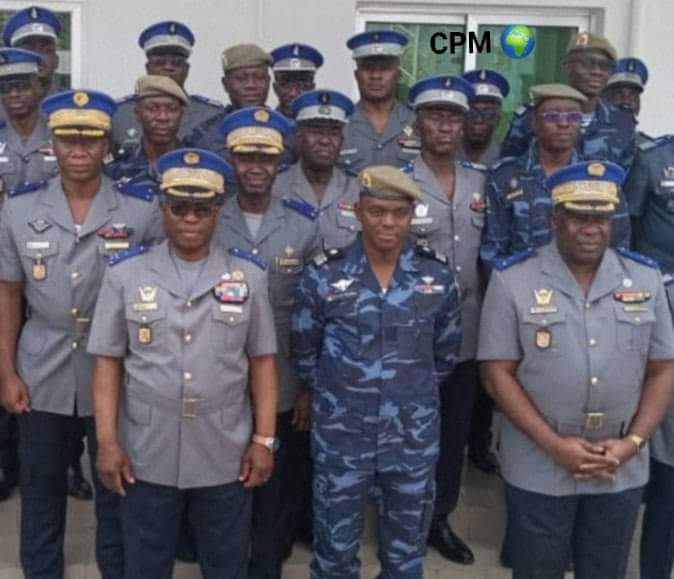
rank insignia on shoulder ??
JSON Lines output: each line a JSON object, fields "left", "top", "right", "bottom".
{"left": 28, "top": 218, "right": 52, "bottom": 234}
{"left": 8, "top": 180, "right": 47, "bottom": 197}
{"left": 97, "top": 224, "right": 134, "bottom": 239}
{"left": 613, "top": 291, "right": 651, "bottom": 303}
{"left": 493, "top": 247, "right": 536, "bottom": 271}
{"left": 108, "top": 245, "right": 148, "bottom": 266}
{"left": 415, "top": 242, "right": 448, "bottom": 264}
{"left": 506, "top": 189, "right": 524, "bottom": 201}
{"left": 283, "top": 197, "right": 319, "bottom": 220}
{"left": 229, "top": 247, "right": 268, "bottom": 270}
{"left": 400, "top": 161, "right": 414, "bottom": 174}
{"left": 639, "top": 135, "right": 672, "bottom": 152}
{"left": 213, "top": 279, "right": 249, "bottom": 304}
{"left": 192, "top": 94, "right": 225, "bottom": 109}
{"left": 116, "top": 181, "right": 156, "bottom": 202}
{"left": 616, "top": 246, "right": 660, "bottom": 269}
{"left": 514, "top": 105, "right": 528, "bottom": 116}
{"left": 459, "top": 160, "right": 487, "bottom": 172}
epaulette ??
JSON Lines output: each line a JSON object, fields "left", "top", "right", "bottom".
{"left": 616, "top": 246, "right": 660, "bottom": 269}
{"left": 458, "top": 160, "right": 487, "bottom": 172}
{"left": 489, "top": 156, "right": 518, "bottom": 172}
{"left": 513, "top": 104, "right": 529, "bottom": 117}
{"left": 400, "top": 161, "right": 414, "bottom": 174}
{"left": 663, "top": 273, "right": 674, "bottom": 287}
{"left": 415, "top": 242, "right": 448, "bottom": 265}
{"left": 313, "top": 247, "right": 344, "bottom": 267}
{"left": 638, "top": 135, "right": 672, "bottom": 152}
{"left": 115, "top": 181, "right": 156, "bottom": 202}
{"left": 8, "top": 180, "right": 48, "bottom": 197}
{"left": 115, "top": 94, "right": 134, "bottom": 105}
{"left": 190, "top": 94, "right": 225, "bottom": 109}
{"left": 492, "top": 247, "right": 536, "bottom": 271}
{"left": 228, "top": 247, "right": 268, "bottom": 270}
{"left": 283, "top": 197, "right": 319, "bottom": 221}
{"left": 276, "top": 163, "right": 291, "bottom": 174}
{"left": 108, "top": 245, "right": 147, "bottom": 266}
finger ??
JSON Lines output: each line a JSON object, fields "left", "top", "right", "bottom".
{"left": 291, "top": 410, "right": 300, "bottom": 427}
{"left": 580, "top": 441, "right": 606, "bottom": 454}
{"left": 239, "top": 458, "right": 251, "bottom": 483}
{"left": 121, "top": 462, "right": 136, "bottom": 485}
{"left": 243, "top": 467, "right": 262, "bottom": 489}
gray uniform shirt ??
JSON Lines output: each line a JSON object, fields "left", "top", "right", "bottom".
{"left": 339, "top": 100, "right": 418, "bottom": 174}
{"left": 271, "top": 163, "right": 361, "bottom": 249}
{"left": 215, "top": 195, "right": 320, "bottom": 413}
{"left": 0, "top": 176, "right": 164, "bottom": 416}
{"left": 478, "top": 243, "right": 674, "bottom": 496}
{"left": 408, "top": 157, "right": 486, "bottom": 361}
{"left": 0, "top": 116, "right": 58, "bottom": 190}
{"left": 457, "top": 138, "right": 501, "bottom": 167}
{"left": 87, "top": 241, "right": 276, "bottom": 488}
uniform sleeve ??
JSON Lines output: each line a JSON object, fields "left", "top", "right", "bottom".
{"left": 245, "top": 270, "right": 277, "bottom": 357}
{"left": 647, "top": 272, "right": 674, "bottom": 360}
{"left": 480, "top": 174, "right": 511, "bottom": 267}
{"left": 433, "top": 276, "right": 462, "bottom": 383}
{"left": 501, "top": 113, "right": 530, "bottom": 159}
{"left": 622, "top": 149, "right": 650, "bottom": 217}
{"left": 291, "top": 265, "right": 325, "bottom": 392}
{"left": 610, "top": 189, "right": 632, "bottom": 248}
{"left": 477, "top": 270, "right": 523, "bottom": 360}
{"left": 0, "top": 202, "right": 25, "bottom": 282}
{"left": 86, "top": 267, "right": 128, "bottom": 357}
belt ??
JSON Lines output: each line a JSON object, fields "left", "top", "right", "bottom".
{"left": 126, "top": 385, "right": 243, "bottom": 419}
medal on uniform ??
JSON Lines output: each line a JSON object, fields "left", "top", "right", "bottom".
{"left": 32, "top": 258, "right": 46, "bottom": 281}
{"left": 535, "top": 328, "right": 551, "bottom": 349}
{"left": 469, "top": 192, "right": 486, "bottom": 213}
{"left": 138, "top": 324, "right": 153, "bottom": 345}
{"left": 213, "top": 279, "right": 249, "bottom": 304}
{"left": 613, "top": 290, "right": 651, "bottom": 303}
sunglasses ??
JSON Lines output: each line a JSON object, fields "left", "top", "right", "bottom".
{"left": 148, "top": 55, "right": 188, "bottom": 67}
{"left": 166, "top": 201, "right": 217, "bottom": 219}
{"left": 466, "top": 109, "right": 499, "bottom": 121}
{"left": 0, "top": 79, "right": 33, "bottom": 94}
{"left": 537, "top": 111, "right": 583, "bottom": 125}
{"left": 569, "top": 56, "right": 615, "bottom": 72}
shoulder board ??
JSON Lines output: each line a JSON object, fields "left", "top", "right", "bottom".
{"left": 190, "top": 94, "right": 224, "bottom": 109}
{"left": 489, "top": 156, "right": 518, "bottom": 172}
{"left": 313, "top": 247, "right": 344, "bottom": 267}
{"left": 400, "top": 161, "right": 414, "bottom": 174}
{"left": 663, "top": 273, "right": 674, "bottom": 287}
{"left": 342, "top": 165, "right": 359, "bottom": 177}
{"left": 115, "top": 94, "right": 134, "bottom": 105}
{"left": 228, "top": 247, "right": 268, "bottom": 270}
{"left": 415, "top": 242, "right": 448, "bottom": 265}
{"left": 283, "top": 197, "right": 319, "bottom": 221}
{"left": 492, "top": 247, "right": 537, "bottom": 271}
{"left": 458, "top": 160, "right": 487, "bottom": 172}
{"left": 8, "top": 180, "right": 48, "bottom": 197}
{"left": 276, "top": 163, "right": 291, "bottom": 174}
{"left": 639, "top": 135, "right": 673, "bottom": 152}
{"left": 115, "top": 181, "right": 156, "bottom": 202}
{"left": 108, "top": 245, "right": 148, "bottom": 267}
{"left": 513, "top": 105, "right": 529, "bottom": 117}
{"left": 616, "top": 246, "right": 660, "bottom": 269}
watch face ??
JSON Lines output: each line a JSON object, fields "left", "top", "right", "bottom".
{"left": 269, "top": 437, "right": 280, "bottom": 452}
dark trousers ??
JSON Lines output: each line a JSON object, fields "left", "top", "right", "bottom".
{"left": 640, "top": 458, "right": 674, "bottom": 578}
{"left": 467, "top": 381, "right": 494, "bottom": 454}
{"left": 249, "top": 410, "right": 311, "bottom": 579}
{"left": 0, "top": 408, "right": 18, "bottom": 480}
{"left": 506, "top": 483, "right": 643, "bottom": 579}
{"left": 121, "top": 478, "right": 252, "bottom": 579}
{"left": 432, "top": 360, "right": 478, "bottom": 522}
{"left": 18, "top": 410, "right": 123, "bottom": 579}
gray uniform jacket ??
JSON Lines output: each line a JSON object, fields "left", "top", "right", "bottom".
{"left": 215, "top": 195, "right": 320, "bottom": 413}
{"left": 407, "top": 156, "right": 486, "bottom": 361}
{"left": 87, "top": 240, "right": 277, "bottom": 488}
{"left": 339, "top": 100, "right": 418, "bottom": 174}
{"left": 0, "top": 116, "right": 58, "bottom": 191}
{"left": 477, "top": 243, "right": 674, "bottom": 496}
{"left": 0, "top": 176, "right": 164, "bottom": 416}
{"left": 457, "top": 138, "right": 501, "bottom": 167}
{"left": 271, "top": 163, "right": 361, "bottom": 250}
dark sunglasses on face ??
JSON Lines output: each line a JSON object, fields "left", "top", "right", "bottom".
{"left": 148, "top": 55, "right": 187, "bottom": 67}
{"left": 166, "top": 201, "right": 217, "bottom": 219}
{"left": 537, "top": 111, "right": 583, "bottom": 125}
{"left": 466, "top": 109, "right": 499, "bottom": 122}
{"left": 570, "top": 56, "right": 615, "bottom": 72}
{"left": 0, "top": 79, "right": 33, "bottom": 94}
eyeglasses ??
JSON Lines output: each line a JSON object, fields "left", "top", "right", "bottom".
{"left": 569, "top": 56, "right": 615, "bottom": 72}
{"left": 0, "top": 79, "right": 33, "bottom": 94}
{"left": 537, "top": 111, "right": 583, "bottom": 125}
{"left": 166, "top": 201, "right": 217, "bottom": 219}
{"left": 148, "top": 54, "right": 188, "bottom": 67}
{"left": 466, "top": 109, "right": 499, "bottom": 122}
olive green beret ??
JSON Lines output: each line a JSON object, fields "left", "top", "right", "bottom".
{"left": 529, "top": 83, "right": 588, "bottom": 106}
{"left": 134, "top": 75, "right": 188, "bottom": 105}
{"left": 221, "top": 43, "right": 272, "bottom": 73}
{"left": 566, "top": 32, "right": 617, "bottom": 62}
{"left": 358, "top": 165, "right": 423, "bottom": 203}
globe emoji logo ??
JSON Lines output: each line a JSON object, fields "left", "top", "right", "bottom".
{"left": 501, "top": 25, "right": 535, "bottom": 59}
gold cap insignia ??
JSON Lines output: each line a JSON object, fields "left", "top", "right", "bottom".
{"left": 587, "top": 162, "right": 606, "bottom": 177}
{"left": 361, "top": 171, "right": 372, "bottom": 189}
{"left": 577, "top": 33, "right": 589, "bottom": 47}
{"left": 254, "top": 109, "right": 270, "bottom": 123}
{"left": 73, "top": 92, "right": 90, "bottom": 107}
{"left": 183, "top": 151, "right": 200, "bottom": 165}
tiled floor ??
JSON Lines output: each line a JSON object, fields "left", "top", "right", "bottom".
{"left": 0, "top": 463, "right": 646, "bottom": 579}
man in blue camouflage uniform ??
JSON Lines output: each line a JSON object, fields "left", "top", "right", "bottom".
{"left": 502, "top": 32, "right": 635, "bottom": 171}
{"left": 111, "top": 21, "right": 223, "bottom": 157}
{"left": 105, "top": 75, "right": 189, "bottom": 193}
{"left": 292, "top": 165, "right": 462, "bottom": 579}
{"left": 602, "top": 57, "right": 653, "bottom": 146}
{"left": 481, "top": 84, "right": 631, "bottom": 269}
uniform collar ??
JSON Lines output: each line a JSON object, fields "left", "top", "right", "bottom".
{"left": 220, "top": 193, "right": 286, "bottom": 247}
{"left": 289, "top": 163, "right": 350, "bottom": 209}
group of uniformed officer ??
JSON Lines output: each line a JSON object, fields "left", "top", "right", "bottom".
{"left": 1, "top": 4, "right": 674, "bottom": 579}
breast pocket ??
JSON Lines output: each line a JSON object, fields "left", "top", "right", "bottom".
{"left": 125, "top": 305, "right": 166, "bottom": 350}
{"left": 654, "top": 181, "right": 674, "bottom": 213}
{"left": 19, "top": 239, "right": 60, "bottom": 285}
{"left": 335, "top": 210, "right": 362, "bottom": 238}
{"left": 520, "top": 311, "right": 567, "bottom": 356}
{"left": 270, "top": 266, "right": 302, "bottom": 309}
{"left": 614, "top": 307, "right": 655, "bottom": 353}
{"left": 339, "top": 148, "right": 365, "bottom": 173}
{"left": 410, "top": 214, "right": 442, "bottom": 240}
{"left": 210, "top": 301, "right": 251, "bottom": 355}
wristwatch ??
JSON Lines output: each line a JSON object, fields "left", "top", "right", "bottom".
{"left": 626, "top": 433, "right": 646, "bottom": 453}
{"left": 252, "top": 434, "right": 280, "bottom": 453}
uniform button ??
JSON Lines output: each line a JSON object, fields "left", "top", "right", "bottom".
{"left": 184, "top": 333, "right": 192, "bottom": 343}
{"left": 186, "top": 300, "right": 192, "bottom": 308}
{"left": 591, "top": 376, "right": 599, "bottom": 385}
{"left": 70, "top": 308, "right": 78, "bottom": 317}
{"left": 184, "top": 372, "right": 192, "bottom": 381}
{"left": 589, "top": 338, "right": 597, "bottom": 346}
{"left": 349, "top": 225, "right": 355, "bottom": 231}
{"left": 71, "top": 272, "right": 80, "bottom": 280}
{"left": 454, "top": 235, "right": 460, "bottom": 241}
{"left": 71, "top": 341, "right": 78, "bottom": 350}
{"left": 456, "top": 265, "right": 462, "bottom": 272}
{"left": 376, "top": 143, "right": 383, "bottom": 150}
{"left": 252, "top": 248, "right": 259, "bottom": 255}
{"left": 635, "top": 317, "right": 641, "bottom": 323}
{"left": 585, "top": 302, "right": 591, "bottom": 309}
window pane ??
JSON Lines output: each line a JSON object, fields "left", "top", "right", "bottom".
{"left": 477, "top": 25, "right": 577, "bottom": 140}
{"left": 365, "top": 21, "right": 464, "bottom": 104}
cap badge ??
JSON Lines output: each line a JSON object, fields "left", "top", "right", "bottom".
{"left": 183, "top": 151, "right": 200, "bottom": 165}
{"left": 293, "top": 44, "right": 300, "bottom": 56}
{"left": 477, "top": 84, "right": 490, "bottom": 95}
{"left": 254, "top": 109, "right": 270, "bottom": 123}
{"left": 318, "top": 105, "right": 332, "bottom": 116}
{"left": 577, "top": 33, "right": 589, "bottom": 47}
{"left": 30, "top": 7, "right": 38, "bottom": 19}
{"left": 319, "top": 92, "right": 330, "bottom": 104}
{"left": 587, "top": 162, "right": 606, "bottom": 177}
{"left": 444, "top": 77, "right": 452, "bottom": 88}
{"left": 373, "top": 33, "right": 380, "bottom": 41}
{"left": 628, "top": 60, "right": 635, "bottom": 72}
{"left": 361, "top": 171, "right": 372, "bottom": 189}
{"left": 479, "top": 70, "right": 487, "bottom": 80}
{"left": 169, "top": 22, "right": 177, "bottom": 34}
{"left": 73, "top": 92, "right": 90, "bottom": 107}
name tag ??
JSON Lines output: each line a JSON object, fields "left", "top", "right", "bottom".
{"left": 412, "top": 217, "right": 434, "bottom": 225}
{"left": 529, "top": 306, "right": 558, "bottom": 314}
{"left": 623, "top": 305, "right": 649, "bottom": 312}
{"left": 132, "top": 302, "right": 158, "bottom": 312}
{"left": 661, "top": 180, "right": 674, "bottom": 188}
{"left": 104, "top": 241, "right": 130, "bottom": 251}
{"left": 277, "top": 257, "right": 301, "bottom": 267}
{"left": 220, "top": 304, "right": 243, "bottom": 314}
{"left": 26, "top": 241, "right": 51, "bottom": 250}
{"left": 0, "top": 157, "right": 9, "bottom": 163}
